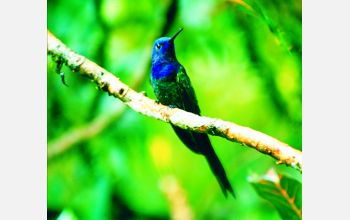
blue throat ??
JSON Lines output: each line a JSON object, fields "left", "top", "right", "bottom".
{"left": 151, "top": 59, "right": 179, "bottom": 80}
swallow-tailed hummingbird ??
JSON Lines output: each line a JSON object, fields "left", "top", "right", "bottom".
{"left": 150, "top": 28, "right": 235, "bottom": 198}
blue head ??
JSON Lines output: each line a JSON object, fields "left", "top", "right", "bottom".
{"left": 152, "top": 28, "right": 183, "bottom": 64}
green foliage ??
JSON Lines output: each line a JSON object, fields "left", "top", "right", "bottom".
{"left": 48, "top": 0, "right": 301, "bottom": 219}
{"left": 250, "top": 169, "right": 302, "bottom": 220}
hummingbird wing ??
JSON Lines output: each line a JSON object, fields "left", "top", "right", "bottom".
{"left": 170, "top": 65, "right": 201, "bottom": 153}
{"left": 173, "top": 65, "right": 235, "bottom": 198}
{"left": 175, "top": 65, "right": 201, "bottom": 114}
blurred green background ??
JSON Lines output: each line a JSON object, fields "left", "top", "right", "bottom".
{"left": 47, "top": 0, "right": 302, "bottom": 219}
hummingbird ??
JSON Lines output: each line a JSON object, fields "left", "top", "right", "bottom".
{"left": 150, "top": 28, "right": 235, "bottom": 198}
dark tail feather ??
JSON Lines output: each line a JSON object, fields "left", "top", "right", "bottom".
{"left": 171, "top": 125, "right": 235, "bottom": 198}
{"left": 204, "top": 144, "right": 236, "bottom": 198}
{"left": 194, "top": 133, "right": 235, "bottom": 198}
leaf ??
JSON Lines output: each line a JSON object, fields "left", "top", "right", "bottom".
{"left": 249, "top": 169, "right": 302, "bottom": 220}
{"left": 56, "top": 209, "right": 79, "bottom": 220}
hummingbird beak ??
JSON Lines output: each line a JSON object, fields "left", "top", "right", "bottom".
{"left": 170, "top": 28, "right": 184, "bottom": 41}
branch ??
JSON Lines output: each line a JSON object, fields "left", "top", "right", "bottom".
{"left": 48, "top": 106, "right": 126, "bottom": 160}
{"left": 160, "top": 175, "right": 194, "bottom": 220}
{"left": 47, "top": 30, "right": 302, "bottom": 172}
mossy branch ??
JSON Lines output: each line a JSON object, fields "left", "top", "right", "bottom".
{"left": 47, "top": 30, "right": 302, "bottom": 172}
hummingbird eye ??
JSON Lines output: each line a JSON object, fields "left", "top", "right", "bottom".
{"left": 156, "top": 43, "right": 161, "bottom": 50}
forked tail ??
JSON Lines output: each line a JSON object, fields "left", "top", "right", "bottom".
{"left": 195, "top": 132, "right": 235, "bottom": 198}
{"left": 204, "top": 144, "right": 235, "bottom": 198}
